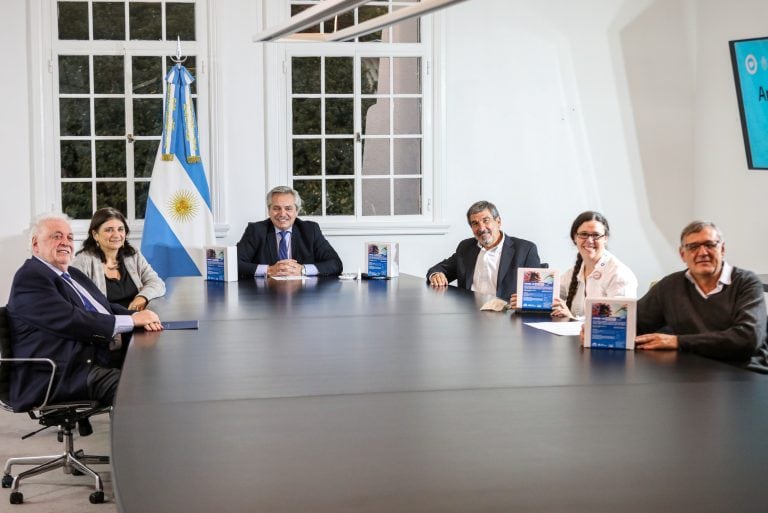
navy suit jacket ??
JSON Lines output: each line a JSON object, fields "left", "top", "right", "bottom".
{"left": 426, "top": 235, "right": 541, "bottom": 299}
{"left": 6, "top": 258, "right": 131, "bottom": 412}
{"left": 236, "top": 218, "right": 343, "bottom": 278}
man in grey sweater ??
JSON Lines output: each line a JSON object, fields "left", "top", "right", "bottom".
{"left": 635, "top": 221, "right": 768, "bottom": 371}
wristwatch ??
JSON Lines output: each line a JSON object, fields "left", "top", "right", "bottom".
{"left": 300, "top": 265, "right": 306, "bottom": 276}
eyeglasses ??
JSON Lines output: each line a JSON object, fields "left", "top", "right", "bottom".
{"left": 682, "top": 240, "right": 721, "bottom": 252}
{"left": 575, "top": 232, "right": 606, "bottom": 241}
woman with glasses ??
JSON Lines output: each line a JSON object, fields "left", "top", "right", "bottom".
{"left": 551, "top": 210, "right": 638, "bottom": 319}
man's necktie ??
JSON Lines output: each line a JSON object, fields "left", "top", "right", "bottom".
{"left": 61, "top": 272, "right": 98, "bottom": 312}
{"left": 278, "top": 231, "right": 289, "bottom": 260}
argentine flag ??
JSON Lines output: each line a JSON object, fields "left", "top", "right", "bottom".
{"left": 142, "top": 64, "right": 215, "bottom": 279}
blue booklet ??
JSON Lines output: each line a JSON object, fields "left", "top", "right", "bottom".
{"left": 584, "top": 298, "right": 636, "bottom": 350}
{"left": 161, "top": 320, "right": 199, "bottom": 330}
{"left": 515, "top": 268, "right": 560, "bottom": 313}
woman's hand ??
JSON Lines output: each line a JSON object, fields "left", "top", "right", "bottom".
{"left": 550, "top": 297, "right": 574, "bottom": 319}
{"left": 128, "top": 295, "right": 148, "bottom": 311}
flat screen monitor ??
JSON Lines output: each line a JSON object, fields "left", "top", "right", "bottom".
{"left": 729, "top": 36, "right": 768, "bottom": 170}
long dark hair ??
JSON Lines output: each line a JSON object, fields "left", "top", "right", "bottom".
{"left": 565, "top": 211, "right": 610, "bottom": 309}
{"left": 77, "top": 207, "right": 137, "bottom": 263}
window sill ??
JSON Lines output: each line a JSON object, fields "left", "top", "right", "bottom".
{"left": 315, "top": 222, "right": 451, "bottom": 236}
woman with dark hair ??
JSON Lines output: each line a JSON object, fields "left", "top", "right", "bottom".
{"left": 71, "top": 207, "right": 165, "bottom": 310}
{"left": 551, "top": 211, "right": 637, "bottom": 319}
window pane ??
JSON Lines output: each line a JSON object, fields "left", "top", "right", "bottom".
{"left": 362, "top": 98, "right": 389, "bottom": 135}
{"left": 61, "top": 141, "right": 92, "bottom": 178}
{"left": 93, "top": 2, "right": 126, "bottom": 40}
{"left": 133, "top": 98, "right": 163, "bottom": 136}
{"left": 326, "top": 139, "right": 354, "bottom": 175}
{"left": 393, "top": 138, "right": 420, "bottom": 175}
{"left": 93, "top": 56, "right": 124, "bottom": 94}
{"left": 292, "top": 57, "right": 321, "bottom": 94}
{"left": 166, "top": 3, "right": 196, "bottom": 41}
{"left": 60, "top": 98, "right": 91, "bottom": 136}
{"left": 292, "top": 99, "right": 321, "bottom": 135}
{"left": 390, "top": 9, "right": 420, "bottom": 43}
{"left": 324, "top": 9, "right": 354, "bottom": 34}
{"left": 134, "top": 140, "right": 159, "bottom": 178}
{"left": 393, "top": 98, "right": 420, "bottom": 134}
{"left": 362, "top": 178, "right": 390, "bottom": 216}
{"left": 95, "top": 98, "right": 125, "bottom": 136}
{"left": 393, "top": 178, "right": 420, "bottom": 214}
{"left": 326, "top": 179, "right": 354, "bottom": 215}
{"left": 292, "top": 4, "right": 320, "bottom": 34}
{"left": 361, "top": 57, "right": 389, "bottom": 95}
{"left": 59, "top": 55, "right": 90, "bottom": 94}
{"left": 130, "top": 2, "right": 162, "bottom": 40}
{"left": 95, "top": 140, "right": 126, "bottom": 178}
{"left": 96, "top": 181, "right": 127, "bottom": 213}
{"left": 133, "top": 56, "right": 163, "bottom": 94}
{"left": 358, "top": 5, "right": 388, "bottom": 42}
{"left": 292, "top": 139, "right": 321, "bottom": 176}
{"left": 294, "top": 180, "right": 321, "bottom": 215}
{"left": 58, "top": 2, "right": 89, "bottom": 40}
{"left": 325, "top": 98, "right": 353, "bottom": 134}
{"left": 62, "top": 182, "right": 92, "bottom": 219}
{"left": 325, "top": 57, "right": 353, "bottom": 94}
{"left": 361, "top": 138, "right": 389, "bottom": 175}
{"left": 392, "top": 57, "right": 420, "bottom": 94}
{"left": 135, "top": 181, "right": 150, "bottom": 219}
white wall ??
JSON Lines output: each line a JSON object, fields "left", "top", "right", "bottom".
{"left": 0, "top": 2, "right": 33, "bottom": 300}
{"left": 1, "top": 0, "right": 765, "bottom": 302}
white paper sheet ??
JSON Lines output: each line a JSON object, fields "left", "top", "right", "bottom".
{"left": 524, "top": 321, "right": 583, "bottom": 336}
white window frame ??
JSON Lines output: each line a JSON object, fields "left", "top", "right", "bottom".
{"left": 28, "top": 0, "right": 226, "bottom": 239}
{"left": 262, "top": 0, "right": 448, "bottom": 235}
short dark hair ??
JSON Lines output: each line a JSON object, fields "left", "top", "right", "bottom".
{"left": 466, "top": 201, "right": 500, "bottom": 224}
{"left": 77, "top": 207, "right": 137, "bottom": 262}
{"left": 267, "top": 186, "right": 302, "bottom": 213}
{"left": 679, "top": 220, "right": 723, "bottom": 245}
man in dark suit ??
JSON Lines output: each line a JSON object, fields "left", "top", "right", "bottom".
{"left": 6, "top": 213, "right": 162, "bottom": 412}
{"left": 237, "top": 186, "right": 343, "bottom": 278}
{"left": 426, "top": 200, "right": 541, "bottom": 298}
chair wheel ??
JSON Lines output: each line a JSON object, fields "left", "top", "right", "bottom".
{"left": 10, "top": 491, "right": 23, "bottom": 504}
{"left": 89, "top": 491, "right": 104, "bottom": 504}
{"left": 1, "top": 474, "right": 12, "bottom": 488}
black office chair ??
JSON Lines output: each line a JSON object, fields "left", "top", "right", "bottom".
{"left": 0, "top": 306, "right": 111, "bottom": 505}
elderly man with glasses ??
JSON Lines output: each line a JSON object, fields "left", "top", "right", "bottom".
{"left": 635, "top": 220, "right": 768, "bottom": 371}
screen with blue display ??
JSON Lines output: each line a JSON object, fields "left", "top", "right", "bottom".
{"left": 730, "top": 37, "right": 768, "bottom": 170}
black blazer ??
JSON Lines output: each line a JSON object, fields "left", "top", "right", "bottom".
{"left": 426, "top": 235, "right": 541, "bottom": 299}
{"left": 236, "top": 218, "right": 343, "bottom": 278}
{"left": 6, "top": 258, "right": 131, "bottom": 412}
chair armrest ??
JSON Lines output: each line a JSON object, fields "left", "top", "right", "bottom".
{"left": 0, "top": 357, "right": 57, "bottom": 410}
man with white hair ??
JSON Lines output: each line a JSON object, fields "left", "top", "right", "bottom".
{"left": 237, "top": 186, "right": 343, "bottom": 278}
{"left": 6, "top": 213, "right": 163, "bottom": 412}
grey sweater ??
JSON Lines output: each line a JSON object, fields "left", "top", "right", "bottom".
{"left": 637, "top": 266, "right": 768, "bottom": 368}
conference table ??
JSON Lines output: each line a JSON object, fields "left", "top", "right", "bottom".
{"left": 112, "top": 275, "right": 768, "bottom": 513}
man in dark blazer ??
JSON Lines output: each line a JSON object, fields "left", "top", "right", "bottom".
{"left": 237, "top": 186, "right": 343, "bottom": 278}
{"left": 426, "top": 200, "right": 541, "bottom": 299}
{"left": 6, "top": 213, "right": 162, "bottom": 412}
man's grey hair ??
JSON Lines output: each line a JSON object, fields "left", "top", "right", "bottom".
{"left": 28, "top": 212, "right": 72, "bottom": 253}
{"left": 466, "top": 201, "right": 500, "bottom": 224}
{"left": 679, "top": 220, "right": 724, "bottom": 245}
{"left": 267, "top": 186, "right": 302, "bottom": 213}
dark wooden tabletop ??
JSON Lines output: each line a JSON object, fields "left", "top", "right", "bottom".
{"left": 112, "top": 275, "right": 768, "bottom": 513}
